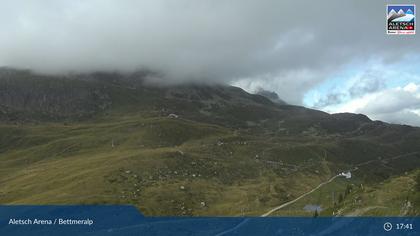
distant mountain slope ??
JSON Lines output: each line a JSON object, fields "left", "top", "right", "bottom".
{"left": 0, "top": 68, "right": 419, "bottom": 216}
{"left": 0, "top": 68, "right": 403, "bottom": 132}
{"left": 255, "top": 89, "right": 287, "bottom": 105}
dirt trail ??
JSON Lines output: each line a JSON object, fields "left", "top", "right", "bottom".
{"left": 261, "top": 175, "right": 339, "bottom": 217}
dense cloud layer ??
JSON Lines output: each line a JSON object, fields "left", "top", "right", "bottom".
{"left": 1, "top": 0, "right": 419, "bottom": 126}
{"left": 1, "top": 1, "right": 418, "bottom": 83}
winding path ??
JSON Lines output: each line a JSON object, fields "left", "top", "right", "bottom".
{"left": 261, "top": 151, "right": 419, "bottom": 217}
{"left": 261, "top": 174, "right": 339, "bottom": 217}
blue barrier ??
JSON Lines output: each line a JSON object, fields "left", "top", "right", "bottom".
{"left": 0, "top": 205, "right": 418, "bottom": 236}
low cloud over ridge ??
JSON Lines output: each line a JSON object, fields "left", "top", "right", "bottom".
{"left": 1, "top": 0, "right": 419, "bottom": 120}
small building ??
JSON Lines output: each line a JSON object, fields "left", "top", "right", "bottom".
{"left": 339, "top": 171, "right": 352, "bottom": 179}
{"left": 168, "top": 113, "right": 179, "bottom": 118}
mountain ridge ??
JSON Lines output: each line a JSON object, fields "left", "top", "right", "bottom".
{"left": 1, "top": 68, "right": 420, "bottom": 216}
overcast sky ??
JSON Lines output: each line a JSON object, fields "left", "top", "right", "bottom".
{"left": 1, "top": 0, "right": 419, "bottom": 126}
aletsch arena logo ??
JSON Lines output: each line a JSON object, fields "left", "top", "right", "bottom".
{"left": 387, "top": 4, "right": 416, "bottom": 35}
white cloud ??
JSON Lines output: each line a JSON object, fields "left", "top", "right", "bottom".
{"left": 327, "top": 84, "right": 420, "bottom": 127}
{"left": 232, "top": 69, "right": 328, "bottom": 105}
{"left": 403, "top": 83, "right": 419, "bottom": 93}
{"left": 310, "top": 69, "right": 386, "bottom": 108}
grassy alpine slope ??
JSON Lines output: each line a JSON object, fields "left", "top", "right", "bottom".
{"left": 0, "top": 69, "right": 420, "bottom": 216}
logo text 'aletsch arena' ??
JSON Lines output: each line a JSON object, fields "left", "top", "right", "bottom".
{"left": 387, "top": 4, "right": 416, "bottom": 35}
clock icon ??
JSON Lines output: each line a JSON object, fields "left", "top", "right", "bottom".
{"left": 384, "top": 222, "right": 393, "bottom": 231}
